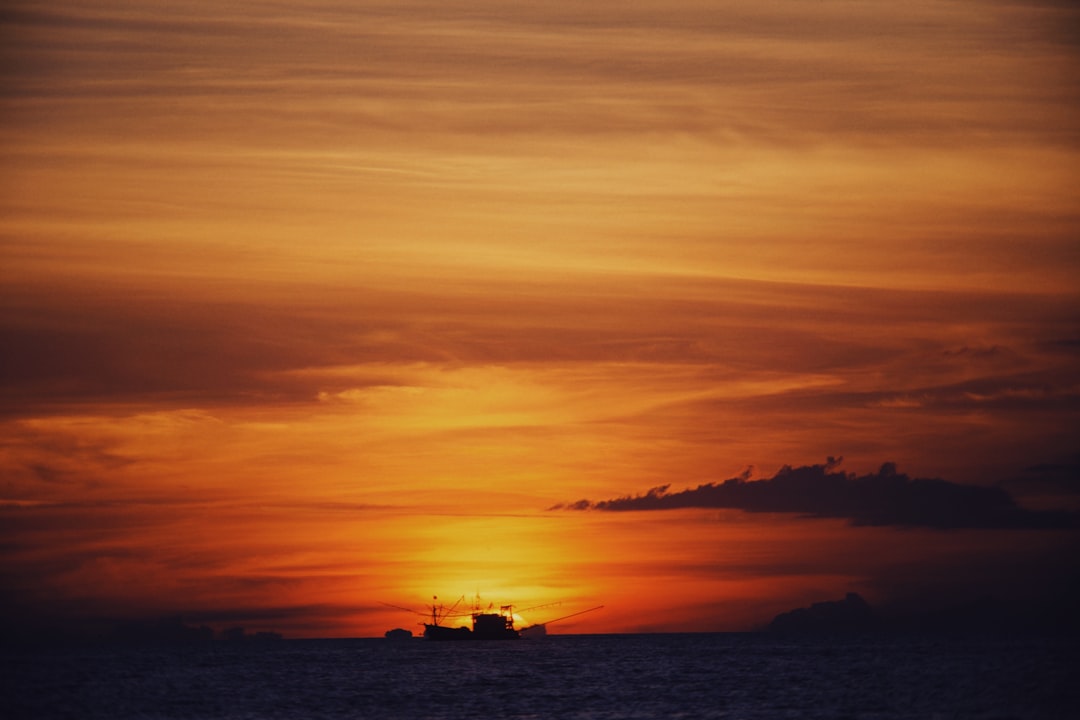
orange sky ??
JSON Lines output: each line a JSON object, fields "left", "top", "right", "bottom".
{"left": 2, "top": 1, "right": 1079, "bottom": 639}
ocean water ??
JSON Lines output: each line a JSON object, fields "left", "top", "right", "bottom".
{"left": 4, "top": 633, "right": 1076, "bottom": 719}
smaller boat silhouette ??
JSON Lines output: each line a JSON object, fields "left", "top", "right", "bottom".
{"left": 383, "top": 627, "right": 413, "bottom": 641}
{"left": 520, "top": 605, "right": 605, "bottom": 640}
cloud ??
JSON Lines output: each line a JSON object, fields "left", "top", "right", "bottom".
{"left": 4, "top": 267, "right": 1072, "bottom": 415}
{"left": 557, "top": 458, "right": 1079, "bottom": 530}
{"left": 4, "top": 0, "right": 1077, "bottom": 150}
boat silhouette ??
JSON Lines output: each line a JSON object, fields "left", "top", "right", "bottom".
{"left": 520, "top": 605, "right": 605, "bottom": 639}
{"left": 384, "top": 595, "right": 602, "bottom": 641}
{"left": 422, "top": 595, "right": 519, "bottom": 641}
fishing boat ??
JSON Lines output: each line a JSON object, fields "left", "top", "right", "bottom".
{"left": 422, "top": 596, "right": 520, "bottom": 641}
{"left": 384, "top": 595, "right": 602, "bottom": 641}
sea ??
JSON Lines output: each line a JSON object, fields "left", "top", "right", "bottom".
{"left": 4, "top": 633, "right": 1077, "bottom": 719}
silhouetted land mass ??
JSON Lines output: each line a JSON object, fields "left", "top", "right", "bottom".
{"left": 767, "top": 593, "right": 880, "bottom": 636}
{"left": 219, "top": 625, "right": 284, "bottom": 644}
{"left": 767, "top": 591, "right": 1080, "bottom": 638}
{"left": 0, "top": 615, "right": 284, "bottom": 648}
{"left": 111, "top": 618, "right": 283, "bottom": 646}
{"left": 112, "top": 616, "right": 216, "bottom": 646}
{"left": 558, "top": 459, "right": 1080, "bottom": 530}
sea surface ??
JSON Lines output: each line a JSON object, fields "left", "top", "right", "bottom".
{"left": 4, "top": 633, "right": 1077, "bottom": 719}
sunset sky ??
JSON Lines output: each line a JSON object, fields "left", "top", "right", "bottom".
{"left": 2, "top": 1, "right": 1078, "bottom": 639}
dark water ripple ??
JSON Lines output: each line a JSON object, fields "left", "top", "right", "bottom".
{"left": 4, "top": 634, "right": 1076, "bottom": 719}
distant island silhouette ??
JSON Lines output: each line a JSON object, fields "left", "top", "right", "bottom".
{"left": 765, "top": 591, "right": 1080, "bottom": 637}
{"left": 23, "top": 616, "right": 288, "bottom": 647}
{"left": 110, "top": 616, "right": 283, "bottom": 646}
{"left": 767, "top": 593, "right": 879, "bottom": 636}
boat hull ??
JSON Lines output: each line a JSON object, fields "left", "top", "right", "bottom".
{"left": 520, "top": 624, "right": 547, "bottom": 640}
{"left": 423, "top": 617, "right": 520, "bottom": 641}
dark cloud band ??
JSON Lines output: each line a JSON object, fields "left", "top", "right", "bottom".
{"left": 557, "top": 458, "right": 1079, "bottom": 530}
